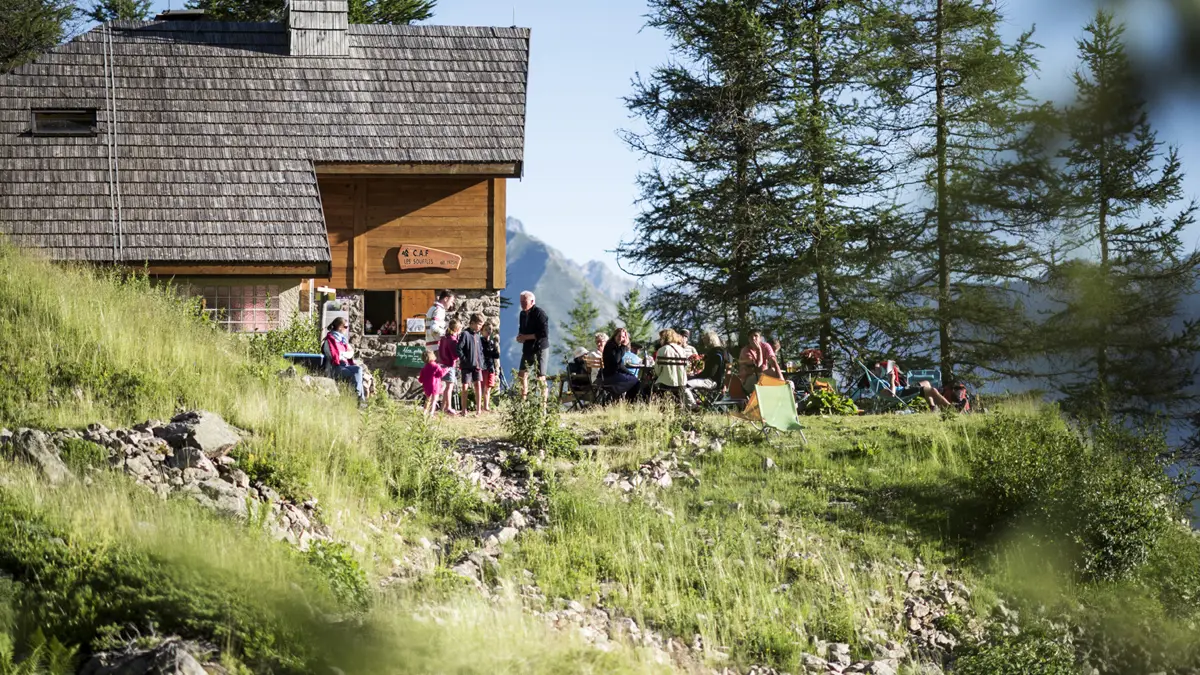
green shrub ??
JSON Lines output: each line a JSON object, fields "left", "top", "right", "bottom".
{"left": 303, "top": 541, "right": 369, "bottom": 610}
{"left": 0, "top": 630, "right": 77, "bottom": 675}
{"left": 953, "top": 624, "right": 1075, "bottom": 675}
{"left": 502, "top": 385, "right": 580, "bottom": 458}
{"left": 968, "top": 412, "right": 1177, "bottom": 580}
{"left": 367, "top": 405, "right": 489, "bottom": 524}
{"left": 56, "top": 439, "right": 107, "bottom": 475}
{"left": 229, "top": 442, "right": 310, "bottom": 504}
{"left": 801, "top": 387, "right": 858, "bottom": 416}
{"left": 247, "top": 311, "right": 320, "bottom": 364}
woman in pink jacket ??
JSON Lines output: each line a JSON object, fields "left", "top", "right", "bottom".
{"left": 324, "top": 318, "right": 366, "bottom": 402}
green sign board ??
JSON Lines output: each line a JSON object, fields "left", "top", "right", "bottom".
{"left": 394, "top": 344, "right": 427, "bottom": 369}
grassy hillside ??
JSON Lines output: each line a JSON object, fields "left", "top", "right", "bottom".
{"left": 0, "top": 243, "right": 1198, "bottom": 674}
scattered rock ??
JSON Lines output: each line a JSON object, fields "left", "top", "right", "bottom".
{"left": 80, "top": 637, "right": 207, "bottom": 675}
{"left": 497, "top": 526, "right": 519, "bottom": 544}
{"left": 762, "top": 457, "right": 776, "bottom": 471}
{"left": 7, "top": 429, "right": 73, "bottom": 485}
{"left": 507, "top": 510, "right": 528, "bottom": 529}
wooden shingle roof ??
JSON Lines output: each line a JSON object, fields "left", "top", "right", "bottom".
{"left": 0, "top": 20, "right": 530, "bottom": 265}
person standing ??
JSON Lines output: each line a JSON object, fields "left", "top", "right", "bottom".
{"left": 480, "top": 319, "right": 501, "bottom": 413}
{"left": 458, "top": 313, "right": 486, "bottom": 416}
{"left": 515, "top": 290, "right": 550, "bottom": 401}
{"left": 424, "top": 291, "right": 455, "bottom": 352}
{"left": 438, "top": 319, "right": 463, "bottom": 416}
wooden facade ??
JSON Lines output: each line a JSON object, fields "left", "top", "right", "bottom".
{"left": 317, "top": 173, "right": 507, "bottom": 292}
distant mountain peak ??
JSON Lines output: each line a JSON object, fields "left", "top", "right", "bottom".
{"left": 506, "top": 216, "right": 526, "bottom": 234}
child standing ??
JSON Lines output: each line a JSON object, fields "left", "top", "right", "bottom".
{"left": 418, "top": 350, "right": 448, "bottom": 418}
{"left": 480, "top": 319, "right": 501, "bottom": 413}
{"left": 437, "top": 319, "right": 462, "bottom": 416}
{"left": 457, "top": 313, "right": 486, "bottom": 417}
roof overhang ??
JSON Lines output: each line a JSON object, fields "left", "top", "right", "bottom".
{"left": 313, "top": 162, "right": 522, "bottom": 178}
{"left": 129, "top": 262, "right": 332, "bottom": 278}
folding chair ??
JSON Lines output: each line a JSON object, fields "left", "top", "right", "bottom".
{"left": 650, "top": 355, "right": 693, "bottom": 408}
{"left": 710, "top": 372, "right": 749, "bottom": 414}
{"left": 732, "top": 376, "right": 807, "bottom": 444}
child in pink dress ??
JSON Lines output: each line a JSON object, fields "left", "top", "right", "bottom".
{"left": 419, "top": 350, "right": 449, "bottom": 418}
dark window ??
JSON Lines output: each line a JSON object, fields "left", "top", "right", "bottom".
{"left": 30, "top": 109, "right": 98, "bottom": 136}
{"left": 364, "top": 290, "right": 398, "bottom": 335}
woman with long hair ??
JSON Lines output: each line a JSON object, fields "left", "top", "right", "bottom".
{"left": 600, "top": 327, "right": 641, "bottom": 401}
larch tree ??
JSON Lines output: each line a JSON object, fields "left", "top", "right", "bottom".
{"left": 1042, "top": 10, "right": 1200, "bottom": 419}
{"left": 619, "top": 0, "right": 801, "bottom": 343}
{"left": 86, "top": 0, "right": 152, "bottom": 23}
{"left": 616, "top": 288, "right": 656, "bottom": 346}
{"left": 187, "top": 0, "right": 434, "bottom": 24}
{"left": 878, "top": 0, "right": 1045, "bottom": 384}
{"left": 558, "top": 289, "right": 600, "bottom": 361}
{"left": 772, "top": 0, "right": 911, "bottom": 358}
{"left": 0, "top": 0, "right": 78, "bottom": 73}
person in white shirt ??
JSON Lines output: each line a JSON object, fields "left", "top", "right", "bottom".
{"left": 424, "top": 291, "right": 455, "bottom": 352}
{"left": 587, "top": 332, "right": 608, "bottom": 383}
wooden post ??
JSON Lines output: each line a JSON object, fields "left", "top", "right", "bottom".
{"left": 488, "top": 178, "right": 506, "bottom": 289}
{"left": 352, "top": 179, "right": 368, "bottom": 289}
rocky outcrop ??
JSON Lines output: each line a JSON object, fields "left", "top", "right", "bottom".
{"left": 4, "top": 429, "right": 73, "bottom": 485}
{"left": 11, "top": 411, "right": 333, "bottom": 550}
{"left": 79, "top": 638, "right": 209, "bottom": 675}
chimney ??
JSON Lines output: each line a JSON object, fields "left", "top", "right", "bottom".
{"left": 288, "top": 0, "right": 349, "bottom": 57}
{"left": 154, "top": 9, "right": 209, "bottom": 21}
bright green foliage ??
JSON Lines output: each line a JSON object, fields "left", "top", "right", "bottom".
{"left": 85, "top": 0, "right": 151, "bottom": 23}
{"left": 228, "top": 442, "right": 311, "bottom": 503}
{"left": 247, "top": 311, "right": 320, "bottom": 364}
{"left": 968, "top": 412, "right": 1177, "bottom": 580}
{"left": 557, "top": 289, "right": 600, "bottom": 360}
{"left": 503, "top": 386, "right": 580, "bottom": 459}
{"left": 186, "top": 0, "right": 433, "bottom": 24}
{"left": 954, "top": 623, "right": 1076, "bottom": 675}
{"left": 1040, "top": 11, "right": 1200, "bottom": 419}
{"left": 56, "top": 439, "right": 108, "bottom": 475}
{"left": 877, "top": 0, "right": 1046, "bottom": 384}
{"left": 0, "top": 0, "right": 76, "bottom": 73}
{"left": 304, "top": 541, "right": 370, "bottom": 610}
{"left": 615, "top": 288, "right": 654, "bottom": 346}
{"left": 800, "top": 387, "right": 858, "bottom": 416}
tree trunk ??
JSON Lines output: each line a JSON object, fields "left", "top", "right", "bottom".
{"left": 811, "top": 4, "right": 833, "bottom": 355}
{"left": 934, "top": 0, "right": 953, "bottom": 386}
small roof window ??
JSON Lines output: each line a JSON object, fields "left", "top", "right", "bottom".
{"left": 30, "top": 109, "right": 98, "bottom": 136}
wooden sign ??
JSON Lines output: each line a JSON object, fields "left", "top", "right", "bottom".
{"left": 398, "top": 245, "right": 461, "bottom": 271}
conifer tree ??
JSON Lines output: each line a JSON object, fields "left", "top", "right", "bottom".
{"left": 187, "top": 0, "right": 433, "bottom": 24}
{"left": 879, "top": 0, "right": 1045, "bottom": 384}
{"left": 86, "top": 0, "right": 152, "bottom": 23}
{"left": 1042, "top": 11, "right": 1200, "bottom": 418}
{"left": 558, "top": 289, "right": 600, "bottom": 360}
{"left": 0, "top": 0, "right": 77, "bottom": 73}
{"left": 772, "top": 0, "right": 909, "bottom": 357}
{"left": 619, "top": 0, "right": 801, "bottom": 339}
{"left": 616, "top": 288, "right": 655, "bottom": 346}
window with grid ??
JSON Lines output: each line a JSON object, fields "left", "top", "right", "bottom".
{"left": 198, "top": 285, "right": 281, "bottom": 332}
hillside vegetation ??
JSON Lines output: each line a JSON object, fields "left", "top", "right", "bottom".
{"left": 0, "top": 244, "right": 1198, "bottom": 674}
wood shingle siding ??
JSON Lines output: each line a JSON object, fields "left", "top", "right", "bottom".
{"left": 0, "top": 20, "right": 530, "bottom": 267}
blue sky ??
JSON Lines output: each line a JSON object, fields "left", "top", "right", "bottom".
{"left": 137, "top": 0, "right": 1200, "bottom": 274}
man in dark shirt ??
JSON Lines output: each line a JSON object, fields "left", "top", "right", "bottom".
{"left": 516, "top": 290, "right": 550, "bottom": 401}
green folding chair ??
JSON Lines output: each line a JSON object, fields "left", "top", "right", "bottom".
{"left": 733, "top": 380, "right": 807, "bottom": 444}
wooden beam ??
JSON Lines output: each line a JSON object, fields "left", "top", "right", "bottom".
{"left": 140, "top": 264, "right": 327, "bottom": 277}
{"left": 352, "top": 180, "right": 368, "bottom": 289}
{"left": 314, "top": 163, "right": 519, "bottom": 176}
{"left": 489, "top": 177, "right": 507, "bottom": 289}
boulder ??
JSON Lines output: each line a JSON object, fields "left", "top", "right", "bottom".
{"left": 182, "top": 478, "right": 249, "bottom": 519}
{"left": 79, "top": 638, "right": 207, "bottom": 675}
{"left": 166, "top": 446, "right": 217, "bottom": 475}
{"left": 154, "top": 411, "right": 241, "bottom": 457}
{"left": 301, "top": 376, "right": 340, "bottom": 397}
{"left": 6, "top": 429, "right": 73, "bottom": 485}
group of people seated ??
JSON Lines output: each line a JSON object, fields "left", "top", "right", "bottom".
{"left": 568, "top": 327, "right": 729, "bottom": 407}
{"left": 858, "top": 359, "right": 971, "bottom": 412}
